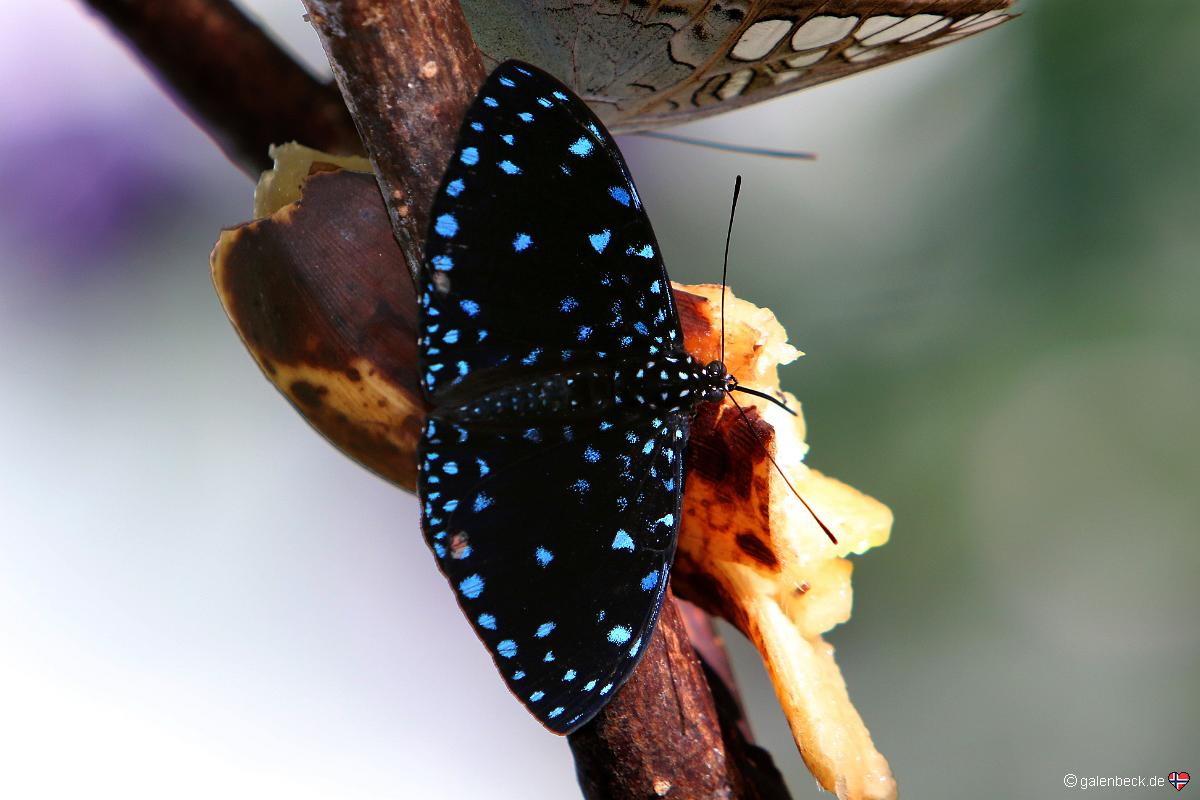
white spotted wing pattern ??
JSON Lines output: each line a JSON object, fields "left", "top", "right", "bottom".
{"left": 460, "top": 0, "right": 1015, "bottom": 131}
{"left": 417, "top": 62, "right": 712, "bottom": 734}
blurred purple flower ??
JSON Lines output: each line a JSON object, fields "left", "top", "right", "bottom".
{"left": 0, "top": 114, "right": 192, "bottom": 275}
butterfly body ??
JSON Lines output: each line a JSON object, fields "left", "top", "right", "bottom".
{"left": 441, "top": 352, "right": 728, "bottom": 424}
{"left": 416, "top": 61, "right": 732, "bottom": 734}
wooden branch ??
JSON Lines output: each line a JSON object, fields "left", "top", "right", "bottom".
{"left": 678, "top": 598, "right": 753, "bottom": 742}
{"left": 572, "top": 589, "right": 792, "bottom": 799}
{"left": 79, "top": 0, "right": 361, "bottom": 175}
{"left": 299, "top": 0, "right": 487, "bottom": 285}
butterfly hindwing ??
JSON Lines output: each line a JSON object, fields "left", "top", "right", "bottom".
{"left": 419, "top": 411, "right": 689, "bottom": 733}
{"left": 419, "top": 62, "right": 681, "bottom": 402}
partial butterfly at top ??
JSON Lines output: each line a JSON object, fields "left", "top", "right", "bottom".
{"left": 460, "top": 0, "right": 1016, "bottom": 132}
{"left": 417, "top": 61, "right": 821, "bottom": 734}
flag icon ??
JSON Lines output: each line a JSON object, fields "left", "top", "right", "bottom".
{"left": 1169, "top": 772, "right": 1191, "bottom": 791}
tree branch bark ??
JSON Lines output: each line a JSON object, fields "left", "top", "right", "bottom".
{"left": 299, "top": 0, "right": 486, "bottom": 286}
{"left": 80, "top": 0, "right": 361, "bottom": 175}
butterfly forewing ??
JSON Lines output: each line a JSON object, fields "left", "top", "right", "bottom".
{"left": 461, "top": 0, "right": 1015, "bottom": 131}
{"left": 420, "top": 63, "right": 679, "bottom": 403}
{"left": 418, "top": 62, "right": 691, "bottom": 733}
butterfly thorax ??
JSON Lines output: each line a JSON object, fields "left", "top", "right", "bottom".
{"left": 613, "top": 352, "right": 729, "bottom": 415}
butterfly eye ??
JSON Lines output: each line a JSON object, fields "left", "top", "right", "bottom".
{"left": 703, "top": 386, "right": 725, "bottom": 404}
{"left": 703, "top": 360, "right": 726, "bottom": 379}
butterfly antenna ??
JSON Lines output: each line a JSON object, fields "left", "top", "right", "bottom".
{"left": 720, "top": 175, "right": 742, "bottom": 366}
{"left": 731, "top": 384, "right": 797, "bottom": 416}
{"left": 726, "top": 392, "right": 838, "bottom": 545}
{"left": 632, "top": 130, "right": 816, "bottom": 161}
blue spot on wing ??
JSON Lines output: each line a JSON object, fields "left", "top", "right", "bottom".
{"left": 609, "top": 186, "right": 631, "bottom": 206}
{"left": 608, "top": 625, "right": 631, "bottom": 644}
{"left": 434, "top": 214, "right": 458, "bottom": 237}
{"left": 459, "top": 574, "right": 484, "bottom": 599}
{"left": 588, "top": 230, "right": 611, "bottom": 253}
{"left": 640, "top": 570, "right": 660, "bottom": 591}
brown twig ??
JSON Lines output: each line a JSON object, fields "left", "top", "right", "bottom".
{"left": 299, "top": 0, "right": 487, "bottom": 285}
{"left": 678, "top": 598, "right": 753, "bottom": 741}
{"left": 572, "top": 590, "right": 792, "bottom": 799}
{"left": 79, "top": 0, "right": 361, "bottom": 175}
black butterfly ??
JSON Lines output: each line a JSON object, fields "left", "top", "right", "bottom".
{"left": 417, "top": 61, "right": 736, "bottom": 734}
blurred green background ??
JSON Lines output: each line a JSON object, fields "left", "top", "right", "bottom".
{"left": 1, "top": 2, "right": 1195, "bottom": 798}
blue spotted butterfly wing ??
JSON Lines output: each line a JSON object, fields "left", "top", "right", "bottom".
{"left": 418, "top": 62, "right": 689, "bottom": 733}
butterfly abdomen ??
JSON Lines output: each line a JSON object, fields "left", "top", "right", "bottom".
{"left": 442, "top": 368, "right": 614, "bottom": 422}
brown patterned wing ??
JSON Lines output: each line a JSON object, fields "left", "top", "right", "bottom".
{"left": 461, "top": 0, "right": 1015, "bottom": 132}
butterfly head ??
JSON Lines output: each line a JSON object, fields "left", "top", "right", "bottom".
{"left": 701, "top": 359, "right": 734, "bottom": 404}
